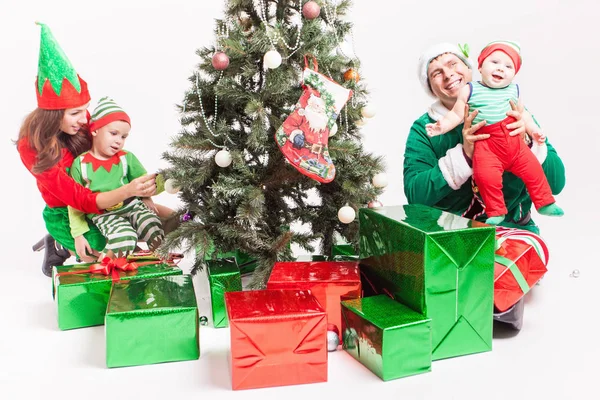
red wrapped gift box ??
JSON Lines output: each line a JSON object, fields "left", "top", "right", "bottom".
{"left": 225, "top": 289, "right": 327, "bottom": 390}
{"left": 494, "top": 228, "right": 549, "bottom": 312}
{"left": 266, "top": 261, "right": 361, "bottom": 338}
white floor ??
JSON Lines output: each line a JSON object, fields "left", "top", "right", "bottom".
{"left": 1, "top": 218, "right": 596, "bottom": 400}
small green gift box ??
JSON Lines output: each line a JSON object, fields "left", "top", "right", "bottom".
{"left": 105, "top": 275, "right": 200, "bottom": 368}
{"left": 52, "top": 261, "right": 182, "bottom": 331}
{"left": 359, "top": 204, "right": 495, "bottom": 361}
{"left": 206, "top": 259, "right": 242, "bottom": 328}
{"left": 341, "top": 295, "right": 432, "bottom": 381}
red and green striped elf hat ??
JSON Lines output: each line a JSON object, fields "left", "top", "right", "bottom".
{"left": 35, "top": 22, "right": 90, "bottom": 110}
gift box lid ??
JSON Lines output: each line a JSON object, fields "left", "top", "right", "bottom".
{"left": 206, "top": 258, "right": 240, "bottom": 276}
{"left": 360, "top": 204, "right": 491, "bottom": 234}
{"left": 107, "top": 275, "right": 197, "bottom": 314}
{"left": 342, "top": 295, "right": 430, "bottom": 329}
{"left": 54, "top": 262, "right": 181, "bottom": 286}
{"left": 225, "top": 289, "right": 325, "bottom": 321}
{"left": 268, "top": 261, "right": 360, "bottom": 284}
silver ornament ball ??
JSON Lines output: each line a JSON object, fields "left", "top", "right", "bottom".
{"left": 570, "top": 269, "right": 580, "bottom": 278}
{"left": 327, "top": 330, "right": 340, "bottom": 351}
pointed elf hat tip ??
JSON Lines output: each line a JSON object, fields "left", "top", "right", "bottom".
{"left": 35, "top": 22, "right": 91, "bottom": 110}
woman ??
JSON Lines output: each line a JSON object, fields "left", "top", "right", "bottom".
{"left": 18, "top": 23, "right": 160, "bottom": 276}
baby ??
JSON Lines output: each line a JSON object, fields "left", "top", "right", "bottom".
{"left": 426, "top": 41, "right": 563, "bottom": 225}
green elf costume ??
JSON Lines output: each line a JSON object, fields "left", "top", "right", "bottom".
{"left": 68, "top": 97, "right": 164, "bottom": 255}
{"left": 405, "top": 43, "right": 566, "bottom": 235}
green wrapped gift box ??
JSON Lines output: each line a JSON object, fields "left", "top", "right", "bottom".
{"left": 341, "top": 295, "right": 432, "bottom": 381}
{"left": 206, "top": 259, "right": 242, "bottom": 328}
{"left": 106, "top": 275, "right": 200, "bottom": 368}
{"left": 52, "top": 262, "right": 182, "bottom": 331}
{"left": 359, "top": 204, "right": 495, "bottom": 360}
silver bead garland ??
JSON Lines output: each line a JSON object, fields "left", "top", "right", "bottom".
{"left": 255, "top": 0, "right": 303, "bottom": 59}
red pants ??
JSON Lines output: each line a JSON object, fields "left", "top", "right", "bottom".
{"left": 472, "top": 117, "right": 554, "bottom": 217}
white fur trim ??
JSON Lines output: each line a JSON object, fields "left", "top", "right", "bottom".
{"left": 530, "top": 139, "right": 548, "bottom": 164}
{"left": 418, "top": 43, "right": 473, "bottom": 98}
{"left": 427, "top": 100, "right": 450, "bottom": 121}
{"left": 438, "top": 144, "right": 473, "bottom": 190}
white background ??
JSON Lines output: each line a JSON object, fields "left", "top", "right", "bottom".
{"left": 0, "top": 1, "right": 597, "bottom": 398}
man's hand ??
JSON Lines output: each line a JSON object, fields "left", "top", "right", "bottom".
{"left": 506, "top": 99, "right": 526, "bottom": 140}
{"left": 462, "top": 104, "right": 489, "bottom": 159}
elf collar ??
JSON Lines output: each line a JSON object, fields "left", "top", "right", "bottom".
{"left": 81, "top": 151, "right": 127, "bottom": 172}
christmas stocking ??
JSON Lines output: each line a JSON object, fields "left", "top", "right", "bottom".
{"left": 275, "top": 56, "right": 352, "bottom": 183}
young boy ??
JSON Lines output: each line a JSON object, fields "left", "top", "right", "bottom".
{"left": 68, "top": 97, "right": 164, "bottom": 259}
{"left": 425, "top": 41, "right": 563, "bottom": 225}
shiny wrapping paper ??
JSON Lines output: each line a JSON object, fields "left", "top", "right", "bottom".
{"left": 341, "top": 295, "right": 432, "bottom": 381}
{"left": 331, "top": 244, "right": 359, "bottom": 261}
{"left": 52, "top": 262, "right": 182, "bottom": 331}
{"left": 105, "top": 275, "right": 199, "bottom": 368}
{"left": 267, "top": 261, "right": 361, "bottom": 338}
{"left": 494, "top": 238, "right": 547, "bottom": 312}
{"left": 207, "top": 258, "right": 242, "bottom": 328}
{"left": 225, "top": 289, "right": 327, "bottom": 390}
{"left": 359, "top": 204, "right": 495, "bottom": 361}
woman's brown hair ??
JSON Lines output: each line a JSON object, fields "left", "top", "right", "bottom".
{"left": 18, "top": 108, "right": 92, "bottom": 174}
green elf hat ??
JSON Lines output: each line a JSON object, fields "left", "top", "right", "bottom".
{"left": 35, "top": 22, "right": 91, "bottom": 110}
{"left": 89, "top": 96, "right": 131, "bottom": 132}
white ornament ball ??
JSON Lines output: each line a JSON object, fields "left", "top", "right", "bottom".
{"left": 361, "top": 104, "right": 377, "bottom": 119}
{"left": 164, "top": 178, "right": 181, "bottom": 194}
{"left": 263, "top": 50, "right": 282, "bottom": 69}
{"left": 372, "top": 173, "right": 388, "bottom": 188}
{"left": 329, "top": 123, "right": 338, "bottom": 137}
{"left": 327, "top": 330, "right": 340, "bottom": 351}
{"left": 338, "top": 205, "right": 356, "bottom": 224}
{"left": 215, "top": 149, "right": 233, "bottom": 168}
{"left": 355, "top": 118, "right": 367, "bottom": 127}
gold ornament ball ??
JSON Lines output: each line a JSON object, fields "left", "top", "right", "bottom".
{"left": 343, "top": 69, "right": 360, "bottom": 82}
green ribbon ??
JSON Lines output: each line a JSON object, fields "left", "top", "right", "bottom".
{"left": 495, "top": 255, "right": 530, "bottom": 294}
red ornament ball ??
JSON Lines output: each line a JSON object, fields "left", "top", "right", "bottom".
{"left": 302, "top": 1, "right": 321, "bottom": 20}
{"left": 212, "top": 52, "right": 230, "bottom": 70}
{"left": 368, "top": 200, "right": 383, "bottom": 209}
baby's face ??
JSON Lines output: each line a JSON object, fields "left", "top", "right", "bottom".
{"left": 479, "top": 50, "right": 516, "bottom": 88}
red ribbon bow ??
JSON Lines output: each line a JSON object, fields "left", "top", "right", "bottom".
{"left": 56, "top": 257, "right": 164, "bottom": 282}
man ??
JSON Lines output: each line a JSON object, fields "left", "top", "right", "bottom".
{"left": 404, "top": 43, "right": 566, "bottom": 329}
{"left": 404, "top": 43, "right": 565, "bottom": 234}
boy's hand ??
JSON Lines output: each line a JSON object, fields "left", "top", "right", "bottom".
{"left": 142, "top": 197, "right": 159, "bottom": 214}
{"left": 74, "top": 235, "right": 95, "bottom": 262}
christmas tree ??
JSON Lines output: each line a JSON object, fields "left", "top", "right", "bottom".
{"left": 161, "top": 0, "right": 385, "bottom": 288}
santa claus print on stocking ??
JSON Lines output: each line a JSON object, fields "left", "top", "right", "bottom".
{"left": 275, "top": 57, "right": 352, "bottom": 183}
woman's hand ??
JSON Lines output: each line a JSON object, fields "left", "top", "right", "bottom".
{"left": 127, "top": 174, "right": 157, "bottom": 198}
{"left": 462, "top": 104, "right": 489, "bottom": 159}
{"left": 74, "top": 235, "right": 96, "bottom": 262}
